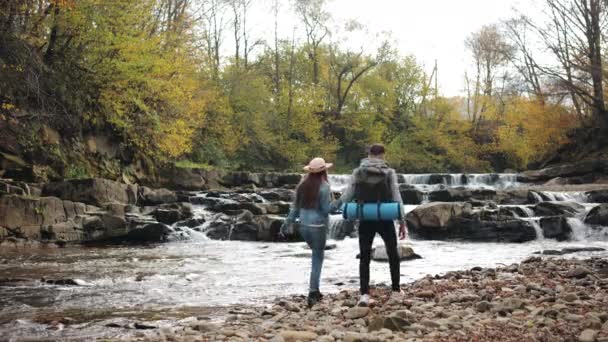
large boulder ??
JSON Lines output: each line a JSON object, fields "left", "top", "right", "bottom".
{"left": 447, "top": 218, "right": 536, "bottom": 242}
{"left": 533, "top": 201, "right": 585, "bottom": 217}
{"left": 0, "top": 195, "right": 75, "bottom": 240}
{"left": 406, "top": 202, "right": 536, "bottom": 242}
{"left": 406, "top": 202, "right": 472, "bottom": 232}
{"left": 42, "top": 178, "right": 138, "bottom": 206}
{"left": 372, "top": 244, "right": 422, "bottom": 261}
{"left": 138, "top": 187, "right": 177, "bottom": 205}
{"left": 539, "top": 216, "right": 572, "bottom": 241}
{"left": 126, "top": 222, "right": 174, "bottom": 242}
{"left": 152, "top": 202, "right": 193, "bottom": 225}
{"left": 585, "top": 204, "right": 608, "bottom": 225}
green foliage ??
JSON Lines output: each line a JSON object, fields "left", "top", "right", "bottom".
{"left": 65, "top": 164, "right": 90, "bottom": 179}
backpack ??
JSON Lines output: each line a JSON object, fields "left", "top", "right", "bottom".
{"left": 353, "top": 166, "right": 392, "bottom": 203}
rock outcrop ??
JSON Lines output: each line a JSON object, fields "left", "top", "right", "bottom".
{"left": 42, "top": 178, "right": 138, "bottom": 207}
{"left": 405, "top": 202, "right": 537, "bottom": 242}
{"left": 518, "top": 160, "right": 608, "bottom": 183}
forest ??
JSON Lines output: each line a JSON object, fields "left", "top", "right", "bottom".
{"left": 1, "top": 0, "right": 607, "bottom": 177}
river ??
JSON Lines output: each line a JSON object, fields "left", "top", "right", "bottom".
{"left": 1, "top": 173, "right": 607, "bottom": 340}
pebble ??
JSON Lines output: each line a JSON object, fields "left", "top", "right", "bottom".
{"left": 475, "top": 301, "right": 492, "bottom": 313}
{"left": 280, "top": 330, "right": 318, "bottom": 342}
{"left": 579, "top": 329, "right": 598, "bottom": 342}
{"left": 344, "top": 307, "right": 370, "bottom": 319}
{"left": 563, "top": 293, "right": 578, "bottom": 302}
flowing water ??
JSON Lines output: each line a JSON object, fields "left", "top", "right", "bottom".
{"left": 1, "top": 173, "right": 608, "bottom": 340}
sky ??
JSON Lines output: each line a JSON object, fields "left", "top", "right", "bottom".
{"left": 242, "top": 0, "right": 534, "bottom": 96}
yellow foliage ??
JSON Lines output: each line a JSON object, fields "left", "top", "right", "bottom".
{"left": 496, "top": 98, "right": 577, "bottom": 168}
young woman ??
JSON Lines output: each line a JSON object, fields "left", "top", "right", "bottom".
{"left": 280, "top": 157, "right": 333, "bottom": 308}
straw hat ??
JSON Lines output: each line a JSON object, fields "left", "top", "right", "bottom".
{"left": 303, "top": 157, "right": 333, "bottom": 173}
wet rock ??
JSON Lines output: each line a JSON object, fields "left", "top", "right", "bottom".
{"left": 428, "top": 187, "right": 496, "bottom": 203}
{"left": 134, "top": 322, "right": 156, "bottom": 330}
{"left": 42, "top": 278, "right": 92, "bottom": 286}
{"left": 211, "top": 201, "right": 267, "bottom": 215}
{"left": 406, "top": 201, "right": 537, "bottom": 242}
{"left": 539, "top": 216, "right": 572, "bottom": 241}
{"left": 344, "top": 307, "right": 370, "bottom": 319}
{"left": 587, "top": 189, "right": 608, "bottom": 203}
{"left": 585, "top": 204, "right": 608, "bottom": 225}
{"left": 533, "top": 201, "right": 585, "bottom": 217}
{"left": 399, "top": 185, "right": 424, "bottom": 205}
{"left": 152, "top": 202, "right": 193, "bottom": 225}
{"left": 522, "top": 256, "right": 542, "bottom": 264}
{"left": 174, "top": 217, "right": 205, "bottom": 228}
{"left": 126, "top": 223, "right": 173, "bottom": 242}
{"left": 258, "top": 189, "right": 294, "bottom": 202}
{"left": 372, "top": 244, "right": 421, "bottom": 261}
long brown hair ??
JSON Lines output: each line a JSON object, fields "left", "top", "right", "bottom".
{"left": 296, "top": 170, "right": 328, "bottom": 209}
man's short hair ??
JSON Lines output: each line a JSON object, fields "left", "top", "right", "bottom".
{"left": 368, "top": 144, "right": 385, "bottom": 156}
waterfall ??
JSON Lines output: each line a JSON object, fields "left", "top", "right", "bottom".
{"left": 399, "top": 173, "right": 519, "bottom": 189}
{"left": 536, "top": 191, "right": 589, "bottom": 203}
{"left": 530, "top": 218, "right": 544, "bottom": 241}
{"left": 328, "top": 175, "right": 351, "bottom": 192}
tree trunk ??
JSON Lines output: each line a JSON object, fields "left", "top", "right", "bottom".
{"left": 587, "top": 0, "right": 606, "bottom": 128}
{"left": 272, "top": 0, "right": 280, "bottom": 95}
{"left": 44, "top": 5, "right": 61, "bottom": 65}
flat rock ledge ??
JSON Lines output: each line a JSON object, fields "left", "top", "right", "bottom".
{"left": 108, "top": 257, "right": 608, "bottom": 342}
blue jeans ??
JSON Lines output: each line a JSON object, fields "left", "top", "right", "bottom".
{"left": 298, "top": 224, "right": 327, "bottom": 292}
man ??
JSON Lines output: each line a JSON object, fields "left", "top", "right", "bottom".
{"left": 332, "top": 144, "right": 407, "bottom": 306}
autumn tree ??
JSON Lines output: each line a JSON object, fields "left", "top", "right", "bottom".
{"left": 464, "top": 24, "right": 514, "bottom": 126}
{"left": 295, "top": 0, "right": 330, "bottom": 85}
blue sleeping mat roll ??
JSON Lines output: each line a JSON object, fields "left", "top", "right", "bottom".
{"left": 342, "top": 202, "right": 402, "bottom": 221}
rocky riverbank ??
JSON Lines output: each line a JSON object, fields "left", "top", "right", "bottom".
{"left": 1, "top": 159, "right": 608, "bottom": 247}
{"left": 97, "top": 256, "right": 608, "bottom": 342}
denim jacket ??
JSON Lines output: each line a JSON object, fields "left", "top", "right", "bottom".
{"left": 282, "top": 181, "right": 331, "bottom": 232}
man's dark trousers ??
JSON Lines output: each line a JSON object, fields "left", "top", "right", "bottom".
{"left": 358, "top": 220, "right": 400, "bottom": 294}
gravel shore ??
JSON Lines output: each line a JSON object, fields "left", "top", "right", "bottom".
{"left": 123, "top": 257, "right": 608, "bottom": 342}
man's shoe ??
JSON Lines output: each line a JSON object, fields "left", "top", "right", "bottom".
{"left": 357, "top": 294, "right": 370, "bottom": 307}
{"left": 307, "top": 291, "right": 321, "bottom": 308}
